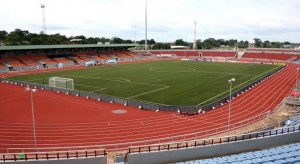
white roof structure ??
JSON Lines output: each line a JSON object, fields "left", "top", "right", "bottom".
{"left": 249, "top": 39, "right": 255, "bottom": 44}
{"left": 170, "top": 45, "right": 188, "bottom": 49}
{"left": 70, "top": 39, "right": 82, "bottom": 42}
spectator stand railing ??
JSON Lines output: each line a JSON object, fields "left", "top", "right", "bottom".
{"left": 0, "top": 149, "right": 106, "bottom": 162}
{"left": 128, "top": 125, "right": 300, "bottom": 154}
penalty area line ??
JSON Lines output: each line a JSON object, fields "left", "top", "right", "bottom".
{"left": 64, "top": 75, "right": 132, "bottom": 83}
{"left": 75, "top": 84, "right": 106, "bottom": 93}
{"left": 126, "top": 85, "right": 170, "bottom": 99}
{"left": 88, "top": 88, "right": 106, "bottom": 93}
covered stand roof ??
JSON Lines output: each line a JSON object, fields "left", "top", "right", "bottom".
{"left": 0, "top": 44, "right": 138, "bottom": 51}
{"left": 0, "top": 44, "right": 139, "bottom": 56}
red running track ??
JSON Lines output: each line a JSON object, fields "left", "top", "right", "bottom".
{"left": 0, "top": 64, "right": 297, "bottom": 153}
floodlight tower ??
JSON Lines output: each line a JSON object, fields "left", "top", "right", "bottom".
{"left": 145, "top": 0, "right": 148, "bottom": 51}
{"left": 41, "top": 4, "right": 46, "bottom": 34}
{"left": 193, "top": 21, "right": 197, "bottom": 50}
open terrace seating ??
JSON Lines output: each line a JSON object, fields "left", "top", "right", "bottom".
{"left": 114, "top": 51, "right": 133, "bottom": 59}
{"left": 201, "top": 51, "right": 236, "bottom": 58}
{"left": 243, "top": 52, "right": 293, "bottom": 61}
{"left": 247, "top": 48, "right": 300, "bottom": 53}
{"left": 150, "top": 50, "right": 199, "bottom": 57}
{"left": 5, "top": 60, "right": 26, "bottom": 67}
{"left": 15, "top": 55, "right": 47, "bottom": 61}
{"left": 40, "top": 58, "right": 57, "bottom": 64}
{"left": 0, "top": 57, "right": 17, "bottom": 62}
{"left": 0, "top": 63, "right": 6, "bottom": 68}
{"left": 52, "top": 57, "right": 73, "bottom": 63}
{"left": 125, "top": 51, "right": 137, "bottom": 57}
{"left": 99, "top": 54, "right": 113, "bottom": 59}
{"left": 74, "top": 54, "right": 91, "bottom": 61}
{"left": 117, "top": 50, "right": 137, "bottom": 58}
{"left": 22, "top": 60, "right": 39, "bottom": 66}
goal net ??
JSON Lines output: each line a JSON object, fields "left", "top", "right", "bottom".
{"left": 49, "top": 77, "right": 74, "bottom": 90}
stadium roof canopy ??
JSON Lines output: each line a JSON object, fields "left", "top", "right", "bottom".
{"left": 0, "top": 44, "right": 138, "bottom": 51}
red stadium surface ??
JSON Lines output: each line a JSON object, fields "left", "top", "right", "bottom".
{"left": 0, "top": 63, "right": 297, "bottom": 153}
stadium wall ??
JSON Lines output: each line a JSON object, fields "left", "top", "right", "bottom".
{"left": 128, "top": 128, "right": 300, "bottom": 164}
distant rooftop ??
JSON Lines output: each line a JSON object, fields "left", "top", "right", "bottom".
{"left": 70, "top": 39, "right": 82, "bottom": 42}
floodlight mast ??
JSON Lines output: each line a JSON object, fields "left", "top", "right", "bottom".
{"left": 145, "top": 0, "right": 148, "bottom": 51}
{"left": 134, "top": 11, "right": 137, "bottom": 44}
{"left": 41, "top": 4, "right": 46, "bottom": 34}
{"left": 193, "top": 21, "right": 197, "bottom": 50}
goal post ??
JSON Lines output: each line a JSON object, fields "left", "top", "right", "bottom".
{"left": 49, "top": 77, "right": 74, "bottom": 90}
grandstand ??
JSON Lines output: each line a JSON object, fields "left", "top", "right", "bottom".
{"left": 150, "top": 50, "right": 236, "bottom": 58}
{"left": 201, "top": 50, "right": 236, "bottom": 58}
{"left": 0, "top": 44, "right": 139, "bottom": 71}
{"left": 242, "top": 48, "right": 300, "bottom": 61}
{"left": 150, "top": 50, "right": 200, "bottom": 57}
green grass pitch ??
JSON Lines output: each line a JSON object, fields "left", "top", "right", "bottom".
{"left": 8, "top": 60, "right": 280, "bottom": 106}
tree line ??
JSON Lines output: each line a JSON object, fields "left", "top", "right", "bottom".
{"left": 0, "top": 29, "right": 296, "bottom": 49}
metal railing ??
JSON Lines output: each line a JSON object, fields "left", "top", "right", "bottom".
{"left": 128, "top": 125, "right": 300, "bottom": 154}
{"left": 0, "top": 149, "right": 106, "bottom": 162}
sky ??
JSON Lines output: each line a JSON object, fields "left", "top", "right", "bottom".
{"left": 0, "top": 0, "right": 300, "bottom": 43}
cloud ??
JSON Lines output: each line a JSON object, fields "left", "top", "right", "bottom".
{"left": 0, "top": 0, "right": 299, "bottom": 42}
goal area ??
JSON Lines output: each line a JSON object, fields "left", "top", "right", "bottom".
{"left": 49, "top": 77, "right": 74, "bottom": 90}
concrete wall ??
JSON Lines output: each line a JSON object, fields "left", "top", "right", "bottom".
{"left": 3, "top": 157, "right": 107, "bottom": 164}
{"left": 128, "top": 132, "right": 300, "bottom": 164}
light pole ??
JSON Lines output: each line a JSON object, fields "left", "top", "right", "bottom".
{"left": 41, "top": 4, "right": 46, "bottom": 34}
{"left": 145, "top": 0, "right": 148, "bottom": 51}
{"left": 228, "top": 78, "right": 235, "bottom": 134}
{"left": 295, "top": 68, "right": 299, "bottom": 108}
{"left": 25, "top": 87, "right": 38, "bottom": 151}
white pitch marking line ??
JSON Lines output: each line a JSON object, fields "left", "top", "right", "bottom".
{"left": 74, "top": 84, "right": 106, "bottom": 93}
{"left": 64, "top": 75, "right": 132, "bottom": 83}
{"left": 22, "top": 78, "right": 44, "bottom": 82}
{"left": 133, "top": 81, "right": 167, "bottom": 87}
{"left": 64, "top": 74, "right": 171, "bottom": 98}
{"left": 88, "top": 88, "right": 106, "bottom": 93}
{"left": 196, "top": 65, "right": 282, "bottom": 106}
{"left": 127, "top": 85, "right": 170, "bottom": 99}
{"left": 196, "top": 70, "right": 255, "bottom": 76}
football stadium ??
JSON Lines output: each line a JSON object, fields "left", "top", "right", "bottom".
{"left": 1, "top": 1, "right": 300, "bottom": 164}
